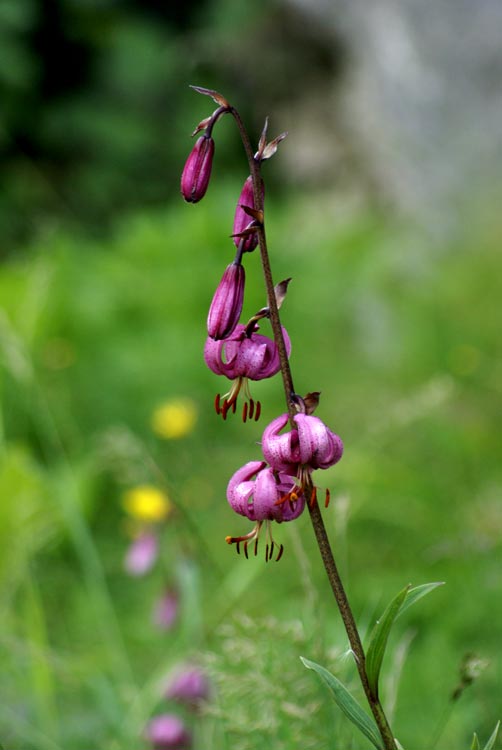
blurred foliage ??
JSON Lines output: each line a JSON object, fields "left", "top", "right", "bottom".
{"left": 1, "top": 0, "right": 341, "bottom": 251}
{"left": 0, "top": 184, "right": 501, "bottom": 747}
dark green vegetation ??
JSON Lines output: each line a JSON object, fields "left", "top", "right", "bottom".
{"left": 1, "top": 186, "right": 500, "bottom": 748}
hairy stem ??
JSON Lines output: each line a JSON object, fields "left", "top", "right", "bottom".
{"left": 230, "top": 105, "right": 396, "bottom": 750}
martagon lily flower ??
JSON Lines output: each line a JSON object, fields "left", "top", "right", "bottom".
{"left": 261, "top": 412, "right": 344, "bottom": 507}
{"left": 204, "top": 322, "right": 291, "bottom": 421}
{"left": 226, "top": 460, "right": 306, "bottom": 561}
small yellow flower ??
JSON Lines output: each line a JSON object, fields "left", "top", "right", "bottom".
{"left": 122, "top": 485, "right": 172, "bottom": 523}
{"left": 151, "top": 397, "right": 198, "bottom": 439}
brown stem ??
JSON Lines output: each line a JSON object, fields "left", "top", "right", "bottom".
{"left": 230, "top": 105, "right": 396, "bottom": 750}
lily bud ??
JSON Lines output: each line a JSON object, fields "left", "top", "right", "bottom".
{"left": 181, "top": 135, "right": 215, "bottom": 203}
{"left": 207, "top": 261, "right": 245, "bottom": 340}
{"left": 233, "top": 176, "right": 264, "bottom": 252}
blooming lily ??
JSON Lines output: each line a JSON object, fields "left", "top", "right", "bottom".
{"left": 204, "top": 322, "right": 291, "bottom": 421}
{"left": 261, "top": 412, "right": 343, "bottom": 507}
{"left": 225, "top": 460, "right": 306, "bottom": 560}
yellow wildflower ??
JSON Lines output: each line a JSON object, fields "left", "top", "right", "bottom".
{"left": 122, "top": 485, "right": 172, "bottom": 523}
{"left": 151, "top": 397, "right": 198, "bottom": 439}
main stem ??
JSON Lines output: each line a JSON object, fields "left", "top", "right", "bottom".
{"left": 230, "top": 107, "right": 396, "bottom": 750}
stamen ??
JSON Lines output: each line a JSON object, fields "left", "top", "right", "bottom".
{"left": 325, "top": 488, "right": 331, "bottom": 508}
{"left": 254, "top": 401, "right": 261, "bottom": 421}
{"left": 276, "top": 544, "right": 284, "bottom": 562}
{"left": 243, "top": 540, "right": 249, "bottom": 559}
{"left": 221, "top": 400, "right": 230, "bottom": 420}
{"left": 254, "top": 538, "right": 259, "bottom": 556}
{"left": 236, "top": 541, "right": 240, "bottom": 555}
{"left": 242, "top": 401, "right": 248, "bottom": 422}
{"left": 214, "top": 393, "right": 221, "bottom": 415}
{"left": 231, "top": 399, "right": 237, "bottom": 414}
{"left": 248, "top": 398, "right": 255, "bottom": 420}
{"left": 265, "top": 543, "right": 269, "bottom": 563}
{"left": 309, "top": 486, "right": 317, "bottom": 508}
{"left": 270, "top": 540, "right": 275, "bottom": 559}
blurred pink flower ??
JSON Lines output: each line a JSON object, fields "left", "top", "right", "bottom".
{"left": 145, "top": 713, "right": 192, "bottom": 749}
{"left": 165, "top": 666, "right": 210, "bottom": 708}
{"left": 153, "top": 590, "right": 179, "bottom": 630}
{"left": 124, "top": 532, "right": 158, "bottom": 576}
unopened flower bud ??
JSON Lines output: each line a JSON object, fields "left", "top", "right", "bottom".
{"left": 233, "top": 176, "right": 264, "bottom": 253}
{"left": 207, "top": 261, "right": 245, "bottom": 340}
{"left": 181, "top": 135, "right": 214, "bottom": 203}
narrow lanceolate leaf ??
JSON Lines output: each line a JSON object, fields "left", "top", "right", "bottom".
{"left": 471, "top": 733, "right": 481, "bottom": 750}
{"left": 300, "top": 657, "right": 384, "bottom": 750}
{"left": 366, "top": 585, "right": 410, "bottom": 698}
{"left": 482, "top": 721, "right": 500, "bottom": 750}
{"left": 397, "top": 582, "right": 445, "bottom": 619}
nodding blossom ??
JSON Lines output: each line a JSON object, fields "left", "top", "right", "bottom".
{"left": 180, "top": 135, "right": 215, "bottom": 203}
{"left": 207, "top": 259, "right": 245, "bottom": 340}
{"left": 261, "top": 412, "right": 343, "bottom": 507}
{"left": 204, "top": 323, "right": 291, "bottom": 421}
{"left": 233, "top": 175, "right": 264, "bottom": 253}
{"left": 225, "top": 460, "right": 306, "bottom": 561}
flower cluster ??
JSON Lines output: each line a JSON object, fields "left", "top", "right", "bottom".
{"left": 181, "top": 88, "right": 343, "bottom": 560}
{"left": 225, "top": 408, "right": 343, "bottom": 560}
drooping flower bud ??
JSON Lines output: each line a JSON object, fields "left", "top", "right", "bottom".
{"left": 145, "top": 714, "right": 192, "bottom": 749}
{"left": 207, "top": 261, "right": 245, "bottom": 340}
{"left": 233, "top": 176, "right": 264, "bottom": 253}
{"left": 181, "top": 135, "right": 215, "bottom": 203}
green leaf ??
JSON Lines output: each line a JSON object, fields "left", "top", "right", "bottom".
{"left": 300, "top": 657, "right": 384, "bottom": 750}
{"left": 471, "top": 733, "right": 481, "bottom": 750}
{"left": 366, "top": 585, "right": 410, "bottom": 697}
{"left": 365, "top": 582, "right": 444, "bottom": 699}
{"left": 482, "top": 721, "right": 500, "bottom": 750}
{"left": 397, "top": 582, "right": 445, "bottom": 619}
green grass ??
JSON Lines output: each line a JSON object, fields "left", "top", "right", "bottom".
{"left": 0, "top": 187, "right": 501, "bottom": 749}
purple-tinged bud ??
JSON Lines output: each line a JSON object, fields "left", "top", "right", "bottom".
{"left": 207, "top": 261, "right": 245, "bottom": 340}
{"left": 181, "top": 135, "right": 215, "bottom": 203}
{"left": 153, "top": 589, "right": 179, "bottom": 631}
{"left": 124, "top": 532, "right": 158, "bottom": 577}
{"left": 165, "top": 666, "right": 210, "bottom": 708}
{"left": 145, "top": 714, "right": 192, "bottom": 749}
{"left": 233, "top": 176, "right": 264, "bottom": 253}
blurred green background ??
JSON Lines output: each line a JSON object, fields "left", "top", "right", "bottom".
{"left": 1, "top": 1, "right": 501, "bottom": 749}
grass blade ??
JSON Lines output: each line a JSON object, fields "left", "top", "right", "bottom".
{"left": 366, "top": 585, "right": 410, "bottom": 697}
{"left": 300, "top": 657, "right": 384, "bottom": 750}
{"left": 397, "top": 582, "right": 445, "bottom": 619}
{"left": 482, "top": 721, "right": 500, "bottom": 750}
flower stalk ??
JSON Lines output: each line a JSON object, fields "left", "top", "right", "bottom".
{"left": 228, "top": 103, "right": 396, "bottom": 750}
{"left": 182, "top": 87, "right": 396, "bottom": 750}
